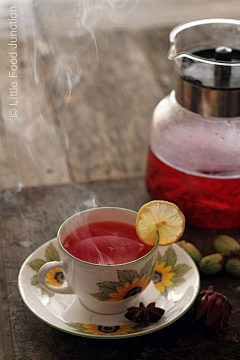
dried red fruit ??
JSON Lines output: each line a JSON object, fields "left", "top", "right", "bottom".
{"left": 125, "top": 302, "right": 165, "bottom": 324}
{"left": 194, "top": 286, "right": 232, "bottom": 334}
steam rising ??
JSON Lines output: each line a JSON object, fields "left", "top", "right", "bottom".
{"left": 38, "top": 0, "right": 138, "bottom": 110}
{"left": 0, "top": 0, "right": 136, "bottom": 229}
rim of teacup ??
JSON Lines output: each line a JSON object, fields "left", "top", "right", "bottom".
{"left": 57, "top": 207, "right": 159, "bottom": 267}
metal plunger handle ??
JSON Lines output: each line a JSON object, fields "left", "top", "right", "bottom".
{"left": 214, "top": 46, "right": 232, "bottom": 88}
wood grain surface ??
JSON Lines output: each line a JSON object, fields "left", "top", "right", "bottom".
{"left": 134, "top": 27, "right": 173, "bottom": 94}
{"left": 0, "top": 6, "right": 170, "bottom": 189}
{"left": 0, "top": 180, "right": 240, "bottom": 360}
{"left": 36, "top": 0, "right": 240, "bottom": 30}
{"left": 46, "top": 30, "right": 163, "bottom": 183}
{"left": 1, "top": 0, "right": 240, "bottom": 190}
{"left": 0, "top": 2, "right": 71, "bottom": 190}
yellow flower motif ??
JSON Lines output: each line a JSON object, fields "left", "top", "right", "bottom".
{"left": 153, "top": 261, "right": 176, "bottom": 293}
{"left": 108, "top": 275, "right": 151, "bottom": 301}
{"left": 82, "top": 323, "right": 135, "bottom": 335}
{"left": 46, "top": 268, "right": 64, "bottom": 287}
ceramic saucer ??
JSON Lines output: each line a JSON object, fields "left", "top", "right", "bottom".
{"left": 18, "top": 238, "right": 200, "bottom": 339}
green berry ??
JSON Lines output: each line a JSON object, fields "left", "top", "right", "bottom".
{"left": 225, "top": 257, "right": 240, "bottom": 278}
{"left": 177, "top": 240, "right": 202, "bottom": 264}
{"left": 214, "top": 235, "right": 240, "bottom": 255}
{"left": 199, "top": 254, "right": 224, "bottom": 275}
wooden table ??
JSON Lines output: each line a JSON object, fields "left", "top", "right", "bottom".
{"left": 0, "top": 3, "right": 240, "bottom": 359}
{"left": 1, "top": 181, "right": 240, "bottom": 360}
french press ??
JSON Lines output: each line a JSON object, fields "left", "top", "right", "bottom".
{"left": 146, "top": 19, "right": 240, "bottom": 228}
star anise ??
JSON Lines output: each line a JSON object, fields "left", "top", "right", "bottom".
{"left": 125, "top": 302, "right": 165, "bottom": 324}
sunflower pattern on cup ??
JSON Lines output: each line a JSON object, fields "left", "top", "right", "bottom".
{"left": 66, "top": 322, "right": 148, "bottom": 336}
{"left": 91, "top": 258, "right": 155, "bottom": 301}
{"left": 27, "top": 242, "right": 64, "bottom": 297}
{"left": 153, "top": 247, "right": 191, "bottom": 296}
{"left": 46, "top": 268, "right": 64, "bottom": 287}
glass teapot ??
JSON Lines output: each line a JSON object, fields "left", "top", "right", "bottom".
{"left": 146, "top": 19, "right": 240, "bottom": 229}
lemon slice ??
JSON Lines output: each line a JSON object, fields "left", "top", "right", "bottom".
{"left": 136, "top": 200, "right": 185, "bottom": 246}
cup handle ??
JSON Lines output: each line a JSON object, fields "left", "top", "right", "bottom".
{"left": 38, "top": 261, "right": 74, "bottom": 294}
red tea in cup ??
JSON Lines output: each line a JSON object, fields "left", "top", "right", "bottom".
{"left": 62, "top": 221, "right": 153, "bottom": 265}
{"left": 38, "top": 208, "right": 159, "bottom": 314}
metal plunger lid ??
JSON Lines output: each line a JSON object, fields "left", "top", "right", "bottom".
{"left": 169, "top": 19, "right": 240, "bottom": 117}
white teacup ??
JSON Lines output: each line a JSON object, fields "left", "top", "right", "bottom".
{"left": 38, "top": 207, "right": 159, "bottom": 314}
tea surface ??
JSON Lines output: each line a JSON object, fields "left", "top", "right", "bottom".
{"left": 63, "top": 221, "right": 153, "bottom": 265}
